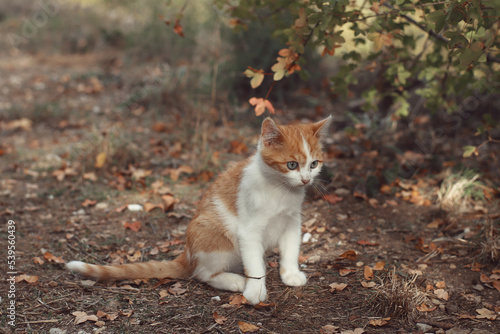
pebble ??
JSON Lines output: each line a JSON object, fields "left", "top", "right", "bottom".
{"left": 334, "top": 188, "right": 350, "bottom": 196}
{"left": 302, "top": 232, "right": 312, "bottom": 243}
{"left": 211, "top": 296, "right": 221, "bottom": 302}
{"left": 95, "top": 202, "right": 108, "bottom": 210}
{"left": 127, "top": 204, "right": 143, "bottom": 212}
{"left": 416, "top": 323, "right": 432, "bottom": 332}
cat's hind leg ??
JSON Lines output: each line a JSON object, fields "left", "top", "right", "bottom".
{"left": 193, "top": 251, "right": 246, "bottom": 292}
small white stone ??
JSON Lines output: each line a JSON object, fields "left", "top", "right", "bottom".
{"left": 302, "top": 232, "right": 312, "bottom": 243}
{"left": 127, "top": 204, "right": 143, "bottom": 212}
{"left": 211, "top": 296, "right": 221, "bottom": 301}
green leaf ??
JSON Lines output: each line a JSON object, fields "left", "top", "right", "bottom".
{"left": 459, "top": 41, "right": 484, "bottom": 66}
{"left": 462, "top": 146, "right": 477, "bottom": 158}
{"left": 427, "top": 10, "right": 446, "bottom": 33}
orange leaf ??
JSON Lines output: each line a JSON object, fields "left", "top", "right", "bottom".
{"left": 174, "top": 18, "right": 184, "bottom": 37}
{"left": 33, "top": 256, "right": 45, "bottom": 265}
{"left": 435, "top": 280, "right": 446, "bottom": 288}
{"left": 249, "top": 98, "right": 275, "bottom": 116}
{"left": 213, "top": 311, "right": 227, "bottom": 325}
{"left": 81, "top": 199, "right": 97, "bottom": 207}
{"left": 339, "top": 250, "right": 357, "bottom": 261}
{"left": 373, "top": 261, "right": 385, "bottom": 271}
{"left": 144, "top": 202, "right": 164, "bottom": 212}
{"left": 123, "top": 221, "right": 142, "bottom": 232}
{"left": 229, "top": 294, "right": 249, "bottom": 307}
{"left": 364, "top": 265, "right": 374, "bottom": 280}
{"left": 238, "top": 321, "right": 259, "bottom": 333}
{"left": 323, "top": 193, "right": 343, "bottom": 204}
{"left": 417, "top": 303, "right": 437, "bottom": 312}
{"left": 493, "top": 281, "right": 500, "bottom": 292}
{"left": 161, "top": 194, "right": 177, "bottom": 212}
{"left": 44, "top": 252, "right": 64, "bottom": 263}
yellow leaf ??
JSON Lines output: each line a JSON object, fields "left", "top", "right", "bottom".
{"left": 95, "top": 152, "right": 107, "bottom": 168}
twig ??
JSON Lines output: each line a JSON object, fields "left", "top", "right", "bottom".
{"left": 19, "top": 319, "right": 60, "bottom": 324}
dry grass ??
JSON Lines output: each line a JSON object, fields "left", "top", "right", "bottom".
{"left": 436, "top": 170, "right": 485, "bottom": 213}
{"left": 371, "top": 269, "right": 429, "bottom": 324}
{"left": 477, "top": 219, "right": 500, "bottom": 263}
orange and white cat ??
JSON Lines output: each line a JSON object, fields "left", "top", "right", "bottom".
{"left": 67, "top": 116, "right": 331, "bottom": 304}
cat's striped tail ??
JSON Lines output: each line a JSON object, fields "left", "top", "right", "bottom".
{"left": 66, "top": 251, "right": 192, "bottom": 281}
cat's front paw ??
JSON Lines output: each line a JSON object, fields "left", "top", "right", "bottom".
{"left": 243, "top": 279, "right": 267, "bottom": 305}
{"left": 281, "top": 270, "right": 307, "bottom": 286}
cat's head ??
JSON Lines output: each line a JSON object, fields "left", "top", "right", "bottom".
{"left": 258, "top": 117, "right": 331, "bottom": 188}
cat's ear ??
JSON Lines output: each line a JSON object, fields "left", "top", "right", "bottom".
{"left": 312, "top": 115, "right": 332, "bottom": 139}
{"left": 261, "top": 117, "right": 283, "bottom": 147}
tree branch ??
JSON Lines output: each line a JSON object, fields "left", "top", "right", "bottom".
{"left": 382, "top": 2, "right": 500, "bottom": 64}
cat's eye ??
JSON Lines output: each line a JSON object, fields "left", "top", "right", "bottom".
{"left": 287, "top": 161, "right": 298, "bottom": 170}
{"left": 310, "top": 160, "right": 319, "bottom": 169}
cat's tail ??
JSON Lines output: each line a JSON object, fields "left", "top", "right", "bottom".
{"left": 66, "top": 251, "right": 193, "bottom": 281}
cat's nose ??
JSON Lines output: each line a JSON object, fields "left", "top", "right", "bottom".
{"left": 301, "top": 179, "right": 310, "bottom": 185}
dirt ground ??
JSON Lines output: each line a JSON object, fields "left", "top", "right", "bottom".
{"left": 1, "top": 50, "right": 499, "bottom": 334}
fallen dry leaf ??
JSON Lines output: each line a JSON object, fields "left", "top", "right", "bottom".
{"left": 229, "top": 294, "right": 248, "bottom": 307}
{"left": 44, "top": 252, "right": 64, "bottom": 263}
{"left": 254, "top": 301, "right": 276, "bottom": 309}
{"left": 163, "top": 165, "right": 193, "bottom": 181}
{"left": 476, "top": 308, "right": 497, "bottom": 320}
{"left": 338, "top": 250, "right": 357, "bottom": 261}
{"left": 364, "top": 266, "right": 374, "bottom": 280}
{"left": 159, "top": 289, "right": 169, "bottom": 299}
{"left": 81, "top": 199, "right": 97, "bottom": 207}
{"left": 144, "top": 202, "right": 164, "bottom": 212}
{"left": 340, "top": 328, "right": 365, "bottom": 334}
{"left": 329, "top": 282, "right": 348, "bottom": 292}
{"left": 361, "top": 281, "right": 376, "bottom": 288}
{"left": 324, "top": 193, "right": 343, "bottom": 204}
{"left": 96, "top": 310, "right": 107, "bottom": 318}
{"left": 72, "top": 311, "right": 98, "bottom": 325}
{"left": 15, "top": 274, "right": 39, "bottom": 283}
{"left": 373, "top": 262, "right": 385, "bottom": 270}
{"left": 238, "top": 321, "right": 259, "bottom": 333}
{"left": 320, "top": 324, "right": 339, "bottom": 334}
{"left": 168, "top": 282, "right": 187, "bottom": 296}
{"left": 213, "top": 311, "right": 227, "bottom": 325}
{"left": 435, "top": 280, "right": 446, "bottom": 289}
{"left": 32, "top": 256, "right": 44, "bottom": 265}
{"left": 493, "top": 280, "right": 500, "bottom": 292}
{"left": 121, "top": 309, "right": 134, "bottom": 317}
{"left": 434, "top": 289, "right": 449, "bottom": 300}
{"left": 123, "top": 221, "right": 142, "bottom": 232}
{"left": 161, "top": 194, "right": 177, "bottom": 212}
{"left": 417, "top": 303, "right": 437, "bottom": 312}
{"left": 369, "top": 317, "right": 390, "bottom": 326}
{"left": 339, "top": 268, "right": 356, "bottom": 276}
